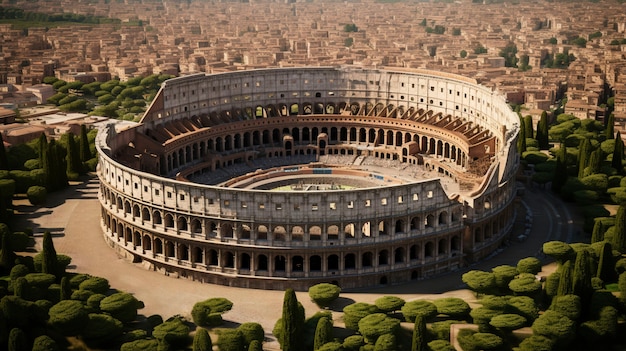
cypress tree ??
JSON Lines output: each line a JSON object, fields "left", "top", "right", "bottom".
{"left": 13, "top": 277, "right": 27, "bottom": 299}
{"left": 41, "top": 231, "right": 59, "bottom": 279}
{"left": 79, "top": 124, "right": 91, "bottom": 162}
{"left": 411, "top": 314, "right": 427, "bottom": 351}
{"left": 523, "top": 115, "right": 534, "bottom": 139}
{"left": 8, "top": 328, "right": 27, "bottom": 351}
{"left": 60, "top": 276, "right": 72, "bottom": 300}
{"left": 590, "top": 219, "right": 605, "bottom": 244}
{"left": 612, "top": 131, "right": 623, "bottom": 172}
{"left": 557, "top": 260, "right": 573, "bottom": 296}
{"left": 552, "top": 143, "right": 567, "bottom": 193}
{"left": 612, "top": 204, "right": 626, "bottom": 253}
{"left": 65, "top": 133, "right": 81, "bottom": 176}
{"left": 517, "top": 117, "right": 527, "bottom": 154}
{"left": 572, "top": 249, "right": 593, "bottom": 308}
{"left": 588, "top": 147, "right": 602, "bottom": 175}
{"left": 537, "top": 111, "right": 550, "bottom": 149}
{"left": 192, "top": 328, "right": 212, "bottom": 351}
{"left": 605, "top": 113, "right": 615, "bottom": 139}
{"left": 46, "top": 140, "right": 67, "bottom": 191}
{"left": 578, "top": 138, "right": 591, "bottom": 178}
{"left": 596, "top": 242, "right": 614, "bottom": 283}
{"left": 281, "top": 288, "right": 303, "bottom": 351}
{"left": 0, "top": 230, "right": 15, "bottom": 274}
{"left": 248, "top": 340, "right": 262, "bottom": 351}
{"left": 313, "top": 317, "right": 332, "bottom": 351}
{"left": 37, "top": 133, "right": 47, "bottom": 166}
{"left": 0, "top": 133, "right": 8, "bottom": 170}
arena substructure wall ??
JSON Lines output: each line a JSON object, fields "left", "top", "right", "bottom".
{"left": 96, "top": 66, "right": 520, "bottom": 290}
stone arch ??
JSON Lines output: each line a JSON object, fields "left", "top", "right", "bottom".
{"left": 291, "top": 226, "right": 304, "bottom": 241}
{"left": 344, "top": 253, "right": 356, "bottom": 270}
{"left": 177, "top": 216, "right": 188, "bottom": 231}
{"left": 221, "top": 223, "right": 234, "bottom": 238}
{"left": 274, "top": 255, "right": 286, "bottom": 271}
{"left": 292, "top": 256, "right": 304, "bottom": 272}
{"left": 438, "top": 238, "right": 447, "bottom": 255}
{"left": 257, "top": 254, "right": 268, "bottom": 271}
{"left": 257, "top": 225, "right": 268, "bottom": 240}
{"left": 154, "top": 238, "right": 163, "bottom": 254}
{"left": 310, "top": 255, "right": 322, "bottom": 271}
{"left": 142, "top": 207, "right": 151, "bottom": 221}
{"left": 309, "top": 226, "right": 322, "bottom": 241}
{"left": 143, "top": 234, "right": 152, "bottom": 251}
{"left": 224, "top": 252, "right": 235, "bottom": 268}
{"left": 240, "top": 253, "right": 251, "bottom": 270}
{"left": 328, "top": 254, "right": 339, "bottom": 271}
{"left": 362, "top": 252, "right": 373, "bottom": 267}
{"left": 394, "top": 247, "right": 405, "bottom": 263}
{"left": 208, "top": 249, "right": 219, "bottom": 266}
{"left": 378, "top": 250, "right": 389, "bottom": 265}
{"left": 164, "top": 213, "right": 174, "bottom": 228}
{"left": 273, "top": 226, "right": 287, "bottom": 241}
{"left": 327, "top": 225, "right": 339, "bottom": 240}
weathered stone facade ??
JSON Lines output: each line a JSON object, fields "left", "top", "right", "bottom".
{"left": 96, "top": 66, "right": 519, "bottom": 290}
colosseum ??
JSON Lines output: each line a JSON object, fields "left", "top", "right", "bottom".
{"left": 96, "top": 66, "right": 520, "bottom": 290}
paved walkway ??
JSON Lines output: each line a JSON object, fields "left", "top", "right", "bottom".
{"left": 13, "top": 176, "right": 580, "bottom": 349}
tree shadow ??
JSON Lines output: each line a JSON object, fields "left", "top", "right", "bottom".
{"left": 220, "top": 320, "right": 242, "bottom": 329}
{"left": 328, "top": 296, "right": 356, "bottom": 312}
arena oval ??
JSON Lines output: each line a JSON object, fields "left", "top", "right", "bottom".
{"left": 96, "top": 66, "right": 520, "bottom": 290}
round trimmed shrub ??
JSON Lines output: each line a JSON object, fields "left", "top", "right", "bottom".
{"left": 516, "top": 256, "right": 543, "bottom": 274}
{"left": 152, "top": 317, "right": 190, "bottom": 348}
{"left": 492, "top": 265, "right": 518, "bottom": 289}
{"left": 308, "top": 283, "right": 341, "bottom": 308}
{"left": 343, "top": 335, "right": 364, "bottom": 350}
{"left": 318, "top": 341, "right": 344, "bottom": 351}
{"left": 32, "top": 335, "right": 59, "bottom": 351}
{"left": 216, "top": 328, "right": 244, "bottom": 351}
{"left": 549, "top": 294, "right": 581, "bottom": 321}
{"left": 531, "top": 310, "right": 576, "bottom": 347}
{"left": 82, "top": 313, "right": 123, "bottom": 343}
{"left": 120, "top": 339, "right": 159, "bottom": 351}
{"left": 343, "top": 302, "right": 379, "bottom": 330}
{"left": 427, "top": 340, "right": 456, "bottom": 351}
{"left": 99, "top": 292, "right": 142, "bottom": 323}
{"left": 374, "top": 296, "right": 405, "bottom": 313}
{"left": 508, "top": 273, "right": 542, "bottom": 296}
{"left": 9, "top": 264, "right": 29, "bottom": 281}
{"left": 542, "top": 242, "right": 575, "bottom": 263}
{"left": 506, "top": 296, "right": 539, "bottom": 322}
{"left": 48, "top": 300, "right": 89, "bottom": 335}
{"left": 238, "top": 322, "right": 264, "bottom": 345}
{"left": 26, "top": 186, "right": 47, "bottom": 205}
{"left": 357, "top": 313, "right": 400, "bottom": 344}
{"left": 479, "top": 295, "right": 508, "bottom": 310}
{"left": 462, "top": 270, "right": 496, "bottom": 294}
{"left": 473, "top": 332, "right": 503, "bottom": 350}
{"left": 78, "top": 276, "right": 110, "bottom": 294}
{"left": 373, "top": 333, "right": 396, "bottom": 350}
{"left": 517, "top": 335, "right": 553, "bottom": 351}
{"left": 489, "top": 313, "right": 526, "bottom": 331}
{"left": 191, "top": 297, "right": 233, "bottom": 327}
{"left": 433, "top": 297, "right": 470, "bottom": 319}
{"left": 431, "top": 320, "right": 466, "bottom": 340}
{"left": 400, "top": 300, "right": 437, "bottom": 322}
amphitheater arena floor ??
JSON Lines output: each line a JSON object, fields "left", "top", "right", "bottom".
{"left": 13, "top": 175, "right": 580, "bottom": 349}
